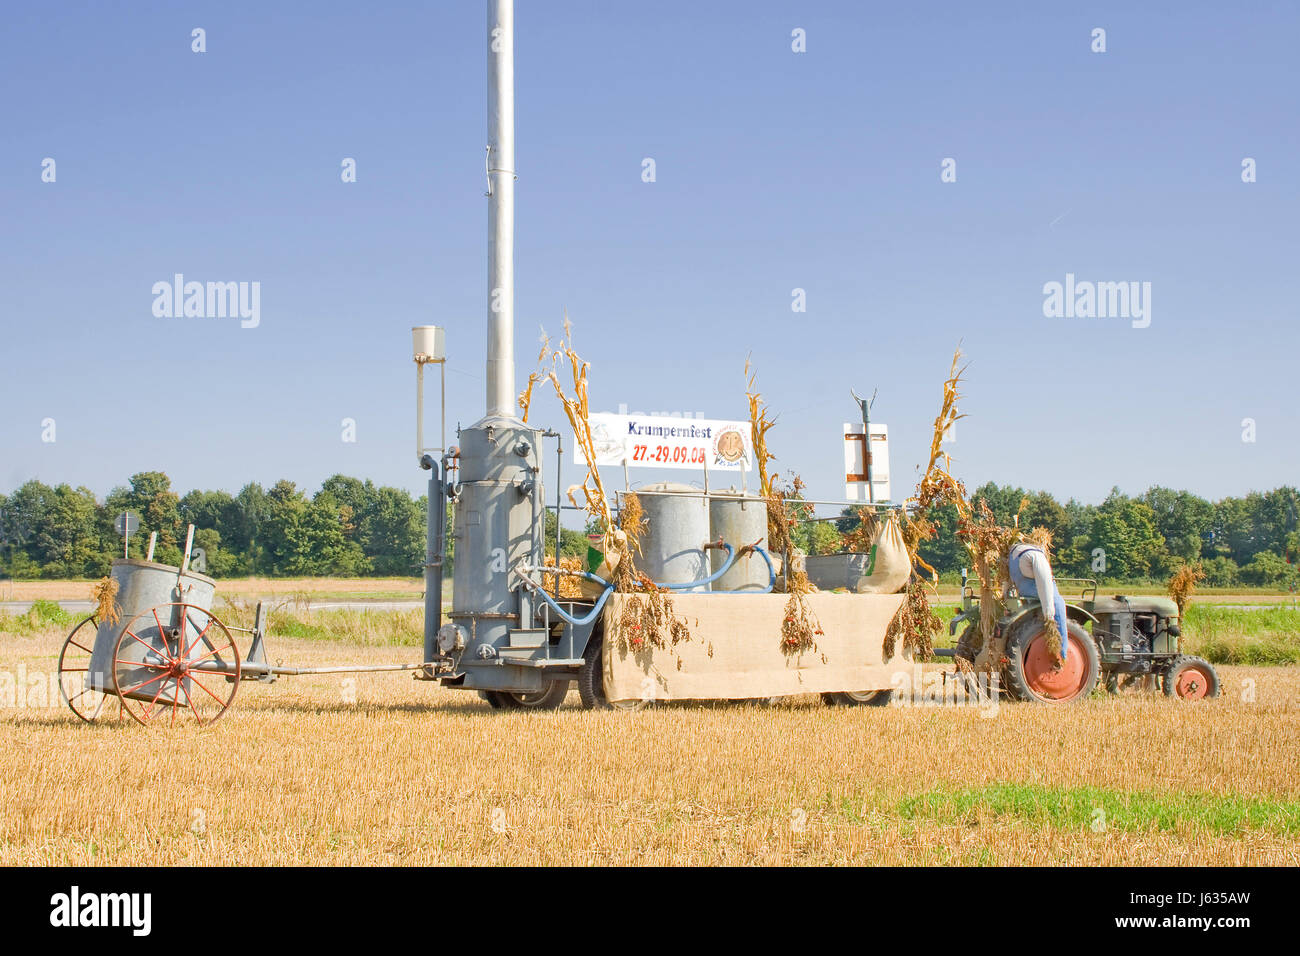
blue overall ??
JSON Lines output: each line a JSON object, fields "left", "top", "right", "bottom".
{"left": 1007, "top": 543, "right": 1069, "bottom": 661}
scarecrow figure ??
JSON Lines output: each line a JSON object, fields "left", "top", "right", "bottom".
{"left": 1007, "top": 539, "right": 1069, "bottom": 662}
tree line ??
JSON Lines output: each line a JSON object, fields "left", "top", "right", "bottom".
{"left": 828, "top": 483, "right": 1300, "bottom": 588}
{"left": 1, "top": 472, "right": 1297, "bottom": 587}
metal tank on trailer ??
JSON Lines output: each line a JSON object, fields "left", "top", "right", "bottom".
{"left": 632, "top": 483, "right": 712, "bottom": 591}
{"left": 707, "top": 488, "right": 769, "bottom": 592}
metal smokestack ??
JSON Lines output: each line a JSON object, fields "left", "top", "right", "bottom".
{"left": 485, "top": 0, "right": 516, "bottom": 419}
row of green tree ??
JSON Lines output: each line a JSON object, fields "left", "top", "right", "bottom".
{"left": 823, "top": 483, "right": 1300, "bottom": 588}
{"left": 0, "top": 472, "right": 428, "bottom": 579}
{"left": 1, "top": 473, "right": 1297, "bottom": 587}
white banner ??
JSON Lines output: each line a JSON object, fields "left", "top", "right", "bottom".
{"left": 577, "top": 413, "right": 753, "bottom": 471}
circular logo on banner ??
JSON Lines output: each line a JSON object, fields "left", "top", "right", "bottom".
{"left": 714, "top": 427, "right": 747, "bottom": 465}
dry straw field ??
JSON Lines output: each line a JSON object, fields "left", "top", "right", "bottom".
{"left": 2, "top": 608, "right": 1298, "bottom": 866}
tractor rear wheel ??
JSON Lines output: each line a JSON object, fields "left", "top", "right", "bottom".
{"left": 1003, "top": 618, "right": 1099, "bottom": 703}
{"left": 820, "top": 689, "right": 892, "bottom": 707}
{"left": 1162, "top": 656, "right": 1219, "bottom": 700}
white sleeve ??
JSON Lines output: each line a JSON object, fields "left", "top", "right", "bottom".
{"left": 1024, "top": 550, "right": 1055, "bottom": 609}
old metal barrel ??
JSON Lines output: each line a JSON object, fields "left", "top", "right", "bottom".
{"left": 87, "top": 558, "right": 217, "bottom": 702}
{"left": 707, "top": 489, "right": 769, "bottom": 591}
{"left": 632, "top": 483, "right": 711, "bottom": 591}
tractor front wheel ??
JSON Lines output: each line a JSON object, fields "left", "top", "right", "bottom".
{"left": 1003, "top": 619, "right": 1099, "bottom": 703}
{"left": 1162, "top": 656, "right": 1220, "bottom": 700}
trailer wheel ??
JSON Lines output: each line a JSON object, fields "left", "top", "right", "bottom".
{"left": 820, "top": 690, "right": 892, "bottom": 707}
{"left": 577, "top": 633, "right": 641, "bottom": 710}
{"left": 57, "top": 616, "right": 113, "bottom": 723}
{"left": 1162, "top": 656, "right": 1219, "bottom": 700}
{"left": 1003, "top": 618, "right": 1099, "bottom": 703}
{"left": 487, "top": 682, "right": 571, "bottom": 710}
{"left": 112, "top": 603, "right": 240, "bottom": 727}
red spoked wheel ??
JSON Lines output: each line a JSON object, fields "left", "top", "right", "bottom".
{"left": 58, "top": 616, "right": 117, "bottom": 723}
{"left": 112, "top": 603, "right": 241, "bottom": 727}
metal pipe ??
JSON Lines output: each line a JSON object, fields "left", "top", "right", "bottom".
{"left": 422, "top": 455, "right": 444, "bottom": 668}
{"left": 485, "top": 0, "right": 516, "bottom": 418}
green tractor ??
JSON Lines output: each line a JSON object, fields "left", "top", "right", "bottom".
{"left": 946, "top": 576, "right": 1220, "bottom": 703}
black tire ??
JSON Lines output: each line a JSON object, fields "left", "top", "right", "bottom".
{"left": 1162, "top": 656, "right": 1220, "bottom": 700}
{"left": 1003, "top": 618, "right": 1099, "bottom": 703}
{"left": 954, "top": 622, "right": 982, "bottom": 664}
{"left": 577, "top": 632, "right": 641, "bottom": 710}
{"left": 485, "top": 681, "right": 571, "bottom": 710}
{"left": 820, "top": 689, "right": 893, "bottom": 707}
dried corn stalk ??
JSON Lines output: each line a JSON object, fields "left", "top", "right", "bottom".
{"left": 1167, "top": 562, "right": 1205, "bottom": 620}
{"left": 884, "top": 348, "right": 970, "bottom": 659}
{"left": 540, "top": 317, "right": 613, "bottom": 535}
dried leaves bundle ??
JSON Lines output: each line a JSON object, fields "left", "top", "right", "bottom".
{"left": 91, "top": 576, "right": 119, "bottom": 625}
{"left": 540, "top": 555, "right": 587, "bottom": 600}
{"left": 840, "top": 506, "right": 880, "bottom": 553}
{"left": 1167, "top": 562, "right": 1205, "bottom": 619}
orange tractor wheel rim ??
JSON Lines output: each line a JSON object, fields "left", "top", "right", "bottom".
{"left": 1023, "top": 632, "right": 1089, "bottom": 701}
{"left": 1174, "top": 665, "right": 1211, "bottom": 700}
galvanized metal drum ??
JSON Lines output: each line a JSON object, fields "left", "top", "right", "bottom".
{"left": 633, "top": 483, "right": 711, "bottom": 591}
{"left": 708, "top": 489, "right": 769, "bottom": 591}
{"left": 87, "top": 558, "right": 218, "bottom": 704}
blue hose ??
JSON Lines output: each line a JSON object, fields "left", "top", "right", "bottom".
{"left": 657, "top": 544, "right": 736, "bottom": 590}
{"left": 533, "top": 583, "right": 615, "bottom": 627}
{"left": 529, "top": 542, "right": 776, "bottom": 625}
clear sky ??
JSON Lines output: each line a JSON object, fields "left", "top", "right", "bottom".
{"left": 2, "top": 0, "right": 1296, "bottom": 515}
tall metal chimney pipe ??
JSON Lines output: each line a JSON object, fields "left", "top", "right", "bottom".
{"left": 485, "top": 0, "right": 516, "bottom": 419}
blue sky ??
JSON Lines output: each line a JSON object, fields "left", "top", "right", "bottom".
{"left": 2, "top": 0, "right": 1296, "bottom": 516}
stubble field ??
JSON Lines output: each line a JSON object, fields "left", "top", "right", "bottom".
{"left": 2, "top": 615, "right": 1298, "bottom": 866}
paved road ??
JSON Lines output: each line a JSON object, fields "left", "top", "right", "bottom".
{"left": 1, "top": 599, "right": 429, "bottom": 615}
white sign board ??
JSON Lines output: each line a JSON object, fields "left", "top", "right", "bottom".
{"left": 578, "top": 414, "right": 753, "bottom": 471}
{"left": 843, "top": 423, "right": 890, "bottom": 503}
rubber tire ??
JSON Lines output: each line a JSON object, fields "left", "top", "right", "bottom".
{"left": 820, "top": 689, "right": 893, "bottom": 707}
{"left": 479, "top": 690, "right": 509, "bottom": 709}
{"left": 1003, "top": 618, "right": 1100, "bottom": 703}
{"left": 954, "top": 622, "right": 981, "bottom": 664}
{"left": 1162, "top": 656, "right": 1220, "bottom": 700}
{"left": 487, "top": 681, "right": 571, "bottom": 710}
{"left": 577, "top": 633, "right": 641, "bottom": 710}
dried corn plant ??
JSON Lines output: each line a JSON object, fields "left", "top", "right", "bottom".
{"left": 539, "top": 317, "right": 613, "bottom": 535}
{"left": 885, "top": 348, "right": 970, "bottom": 659}
{"left": 534, "top": 324, "right": 693, "bottom": 659}
{"left": 744, "top": 361, "right": 824, "bottom": 654}
{"left": 517, "top": 330, "right": 550, "bottom": 423}
{"left": 839, "top": 506, "right": 879, "bottom": 554}
{"left": 745, "top": 356, "right": 777, "bottom": 500}
{"left": 1168, "top": 562, "right": 1206, "bottom": 620}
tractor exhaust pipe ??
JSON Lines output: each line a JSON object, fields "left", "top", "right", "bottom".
{"left": 485, "top": 0, "right": 516, "bottom": 419}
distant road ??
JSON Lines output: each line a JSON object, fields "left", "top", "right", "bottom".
{"left": 1, "top": 599, "right": 428, "bottom": 615}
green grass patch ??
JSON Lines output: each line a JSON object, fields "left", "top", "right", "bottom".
{"left": 894, "top": 783, "right": 1300, "bottom": 836}
{"left": 0, "top": 599, "right": 75, "bottom": 636}
{"left": 1184, "top": 605, "right": 1300, "bottom": 664}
